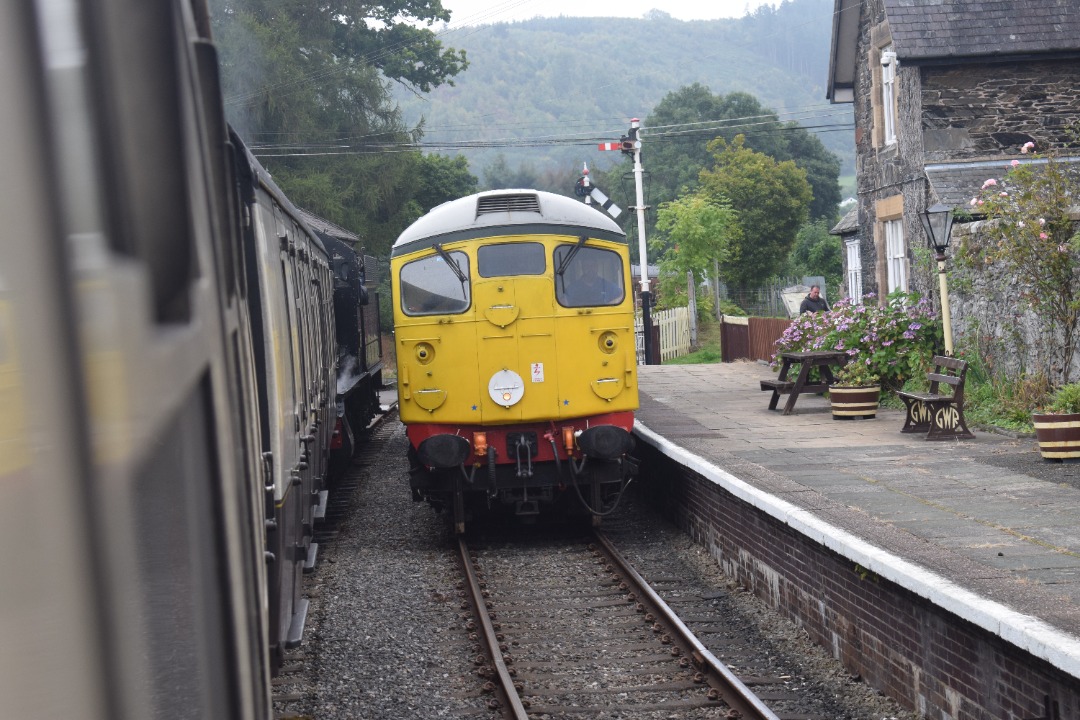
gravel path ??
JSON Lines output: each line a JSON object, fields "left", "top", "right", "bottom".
{"left": 274, "top": 419, "right": 921, "bottom": 719}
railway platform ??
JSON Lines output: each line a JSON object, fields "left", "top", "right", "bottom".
{"left": 632, "top": 360, "right": 1080, "bottom": 716}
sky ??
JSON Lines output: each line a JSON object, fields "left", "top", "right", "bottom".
{"left": 439, "top": 0, "right": 779, "bottom": 25}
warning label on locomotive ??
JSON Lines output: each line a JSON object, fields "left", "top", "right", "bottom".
{"left": 531, "top": 363, "right": 544, "bottom": 382}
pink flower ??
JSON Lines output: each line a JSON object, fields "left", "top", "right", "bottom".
{"left": 1011, "top": 159, "right": 1020, "bottom": 167}
{"left": 1040, "top": 232, "right": 1049, "bottom": 239}
{"left": 1000, "top": 192, "right": 1008, "bottom": 197}
{"left": 977, "top": 200, "right": 985, "bottom": 206}
{"left": 1021, "top": 141, "right": 1035, "bottom": 153}
{"left": 970, "top": 198, "right": 978, "bottom": 206}
{"left": 982, "top": 178, "right": 998, "bottom": 188}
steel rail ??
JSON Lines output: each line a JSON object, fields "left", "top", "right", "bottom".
{"left": 593, "top": 530, "right": 781, "bottom": 720}
{"left": 457, "top": 537, "right": 529, "bottom": 720}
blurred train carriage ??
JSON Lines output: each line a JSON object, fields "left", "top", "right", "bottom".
{"left": 1, "top": 1, "right": 377, "bottom": 718}
{"left": 391, "top": 190, "right": 640, "bottom": 532}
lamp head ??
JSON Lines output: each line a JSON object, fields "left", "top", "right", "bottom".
{"left": 921, "top": 203, "right": 955, "bottom": 256}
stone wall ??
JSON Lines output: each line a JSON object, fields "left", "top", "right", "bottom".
{"left": 946, "top": 219, "right": 1080, "bottom": 384}
{"left": 922, "top": 61, "right": 1080, "bottom": 162}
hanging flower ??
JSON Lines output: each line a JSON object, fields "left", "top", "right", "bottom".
{"left": 982, "top": 178, "right": 998, "bottom": 189}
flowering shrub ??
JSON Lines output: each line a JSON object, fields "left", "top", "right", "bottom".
{"left": 959, "top": 141, "right": 1080, "bottom": 387}
{"left": 773, "top": 291, "right": 940, "bottom": 390}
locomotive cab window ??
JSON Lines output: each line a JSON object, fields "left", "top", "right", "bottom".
{"left": 554, "top": 245, "right": 624, "bottom": 307}
{"left": 400, "top": 250, "right": 471, "bottom": 315}
{"left": 478, "top": 242, "right": 545, "bottom": 277}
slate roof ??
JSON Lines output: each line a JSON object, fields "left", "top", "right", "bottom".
{"left": 830, "top": 207, "right": 859, "bottom": 235}
{"left": 883, "top": 0, "right": 1080, "bottom": 63}
{"left": 925, "top": 155, "right": 1080, "bottom": 210}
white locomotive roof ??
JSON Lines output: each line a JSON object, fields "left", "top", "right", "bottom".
{"left": 391, "top": 189, "right": 626, "bottom": 258}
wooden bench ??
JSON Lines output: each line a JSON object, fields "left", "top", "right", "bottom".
{"left": 760, "top": 378, "right": 795, "bottom": 410}
{"left": 897, "top": 355, "right": 974, "bottom": 440}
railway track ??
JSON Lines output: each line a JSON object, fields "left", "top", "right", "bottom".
{"left": 457, "top": 530, "right": 780, "bottom": 719}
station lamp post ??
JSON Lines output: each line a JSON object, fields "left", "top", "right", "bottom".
{"left": 920, "top": 203, "right": 956, "bottom": 355}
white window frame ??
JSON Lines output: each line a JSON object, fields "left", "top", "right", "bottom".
{"left": 881, "top": 47, "right": 898, "bottom": 146}
{"left": 845, "top": 238, "right": 863, "bottom": 301}
{"left": 884, "top": 219, "right": 907, "bottom": 293}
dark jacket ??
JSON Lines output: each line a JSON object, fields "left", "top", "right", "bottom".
{"left": 799, "top": 294, "right": 829, "bottom": 314}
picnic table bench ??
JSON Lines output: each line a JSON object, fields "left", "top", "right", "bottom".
{"left": 897, "top": 355, "right": 974, "bottom": 440}
{"left": 761, "top": 350, "right": 849, "bottom": 415}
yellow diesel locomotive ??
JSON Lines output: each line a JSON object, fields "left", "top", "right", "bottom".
{"left": 391, "top": 190, "right": 640, "bottom": 531}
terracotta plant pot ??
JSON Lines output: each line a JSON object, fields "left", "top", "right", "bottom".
{"left": 1032, "top": 412, "right": 1080, "bottom": 461}
{"left": 830, "top": 385, "right": 880, "bottom": 419}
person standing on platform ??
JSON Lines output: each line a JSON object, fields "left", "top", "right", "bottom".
{"left": 799, "top": 285, "right": 830, "bottom": 314}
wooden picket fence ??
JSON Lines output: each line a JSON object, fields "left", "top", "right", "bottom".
{"left": 635, "top": 306, "right": 692, "bottom": 364}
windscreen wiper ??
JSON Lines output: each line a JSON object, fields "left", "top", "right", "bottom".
{"left": 555, "top": 235, "right": 589, "bottom": 278}
{"left": 433, "top": 243, "right": 468, "bottom": 285}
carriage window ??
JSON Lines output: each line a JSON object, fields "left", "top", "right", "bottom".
{"left": 478, "top": 242, "right": 545, "bottom": 277}
{"left": 554, "top": 245, "right": 625, "bottom": 307}
{"left": 400, "top": 251, "right": 471, "bottom": 315}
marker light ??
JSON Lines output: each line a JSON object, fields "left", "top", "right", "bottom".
{"left": 562, "top": 426, "right": 576, "bottom": 453}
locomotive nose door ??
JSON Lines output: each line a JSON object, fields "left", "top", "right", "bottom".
{"left": 473, "top": 275, "right": 556, "bottom": 423}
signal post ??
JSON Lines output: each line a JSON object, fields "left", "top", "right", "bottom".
{"left": 596, "top": 118, "right": 654, "bottom": 364}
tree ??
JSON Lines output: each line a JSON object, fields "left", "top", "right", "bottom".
{"left": 782, "top": 127, "right": 841, "bottom": 221}
{"left": 481, "top": 154, "right": 540, "bottom": 190}
{"left": 627, "top": 85, "right": 840, "bottom": 230}
{"left": 699, "top": 136, "right": 812, "bottom": 288}
{"left": 787, "top": 219, "right": 843, "bottom": 294}
{"left": 652, "top": 194, "right": 738, "bottom": 309}
{"left": 413, "top": 154, "right": 479, "bottom": 210}
{"left": 211, "top": 0, "right": 469, "bottom": 256}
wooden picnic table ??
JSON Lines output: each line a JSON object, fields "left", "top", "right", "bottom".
{"left": 760, "top": 350, "right": 850, "bottom": 415}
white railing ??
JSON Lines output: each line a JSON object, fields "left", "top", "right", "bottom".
{"left": 635, "top": 306, "right": 692, "bottom": 364}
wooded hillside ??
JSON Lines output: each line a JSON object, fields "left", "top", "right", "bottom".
{"left": 396, "top": 0, "right": 854, "bottom": 186}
